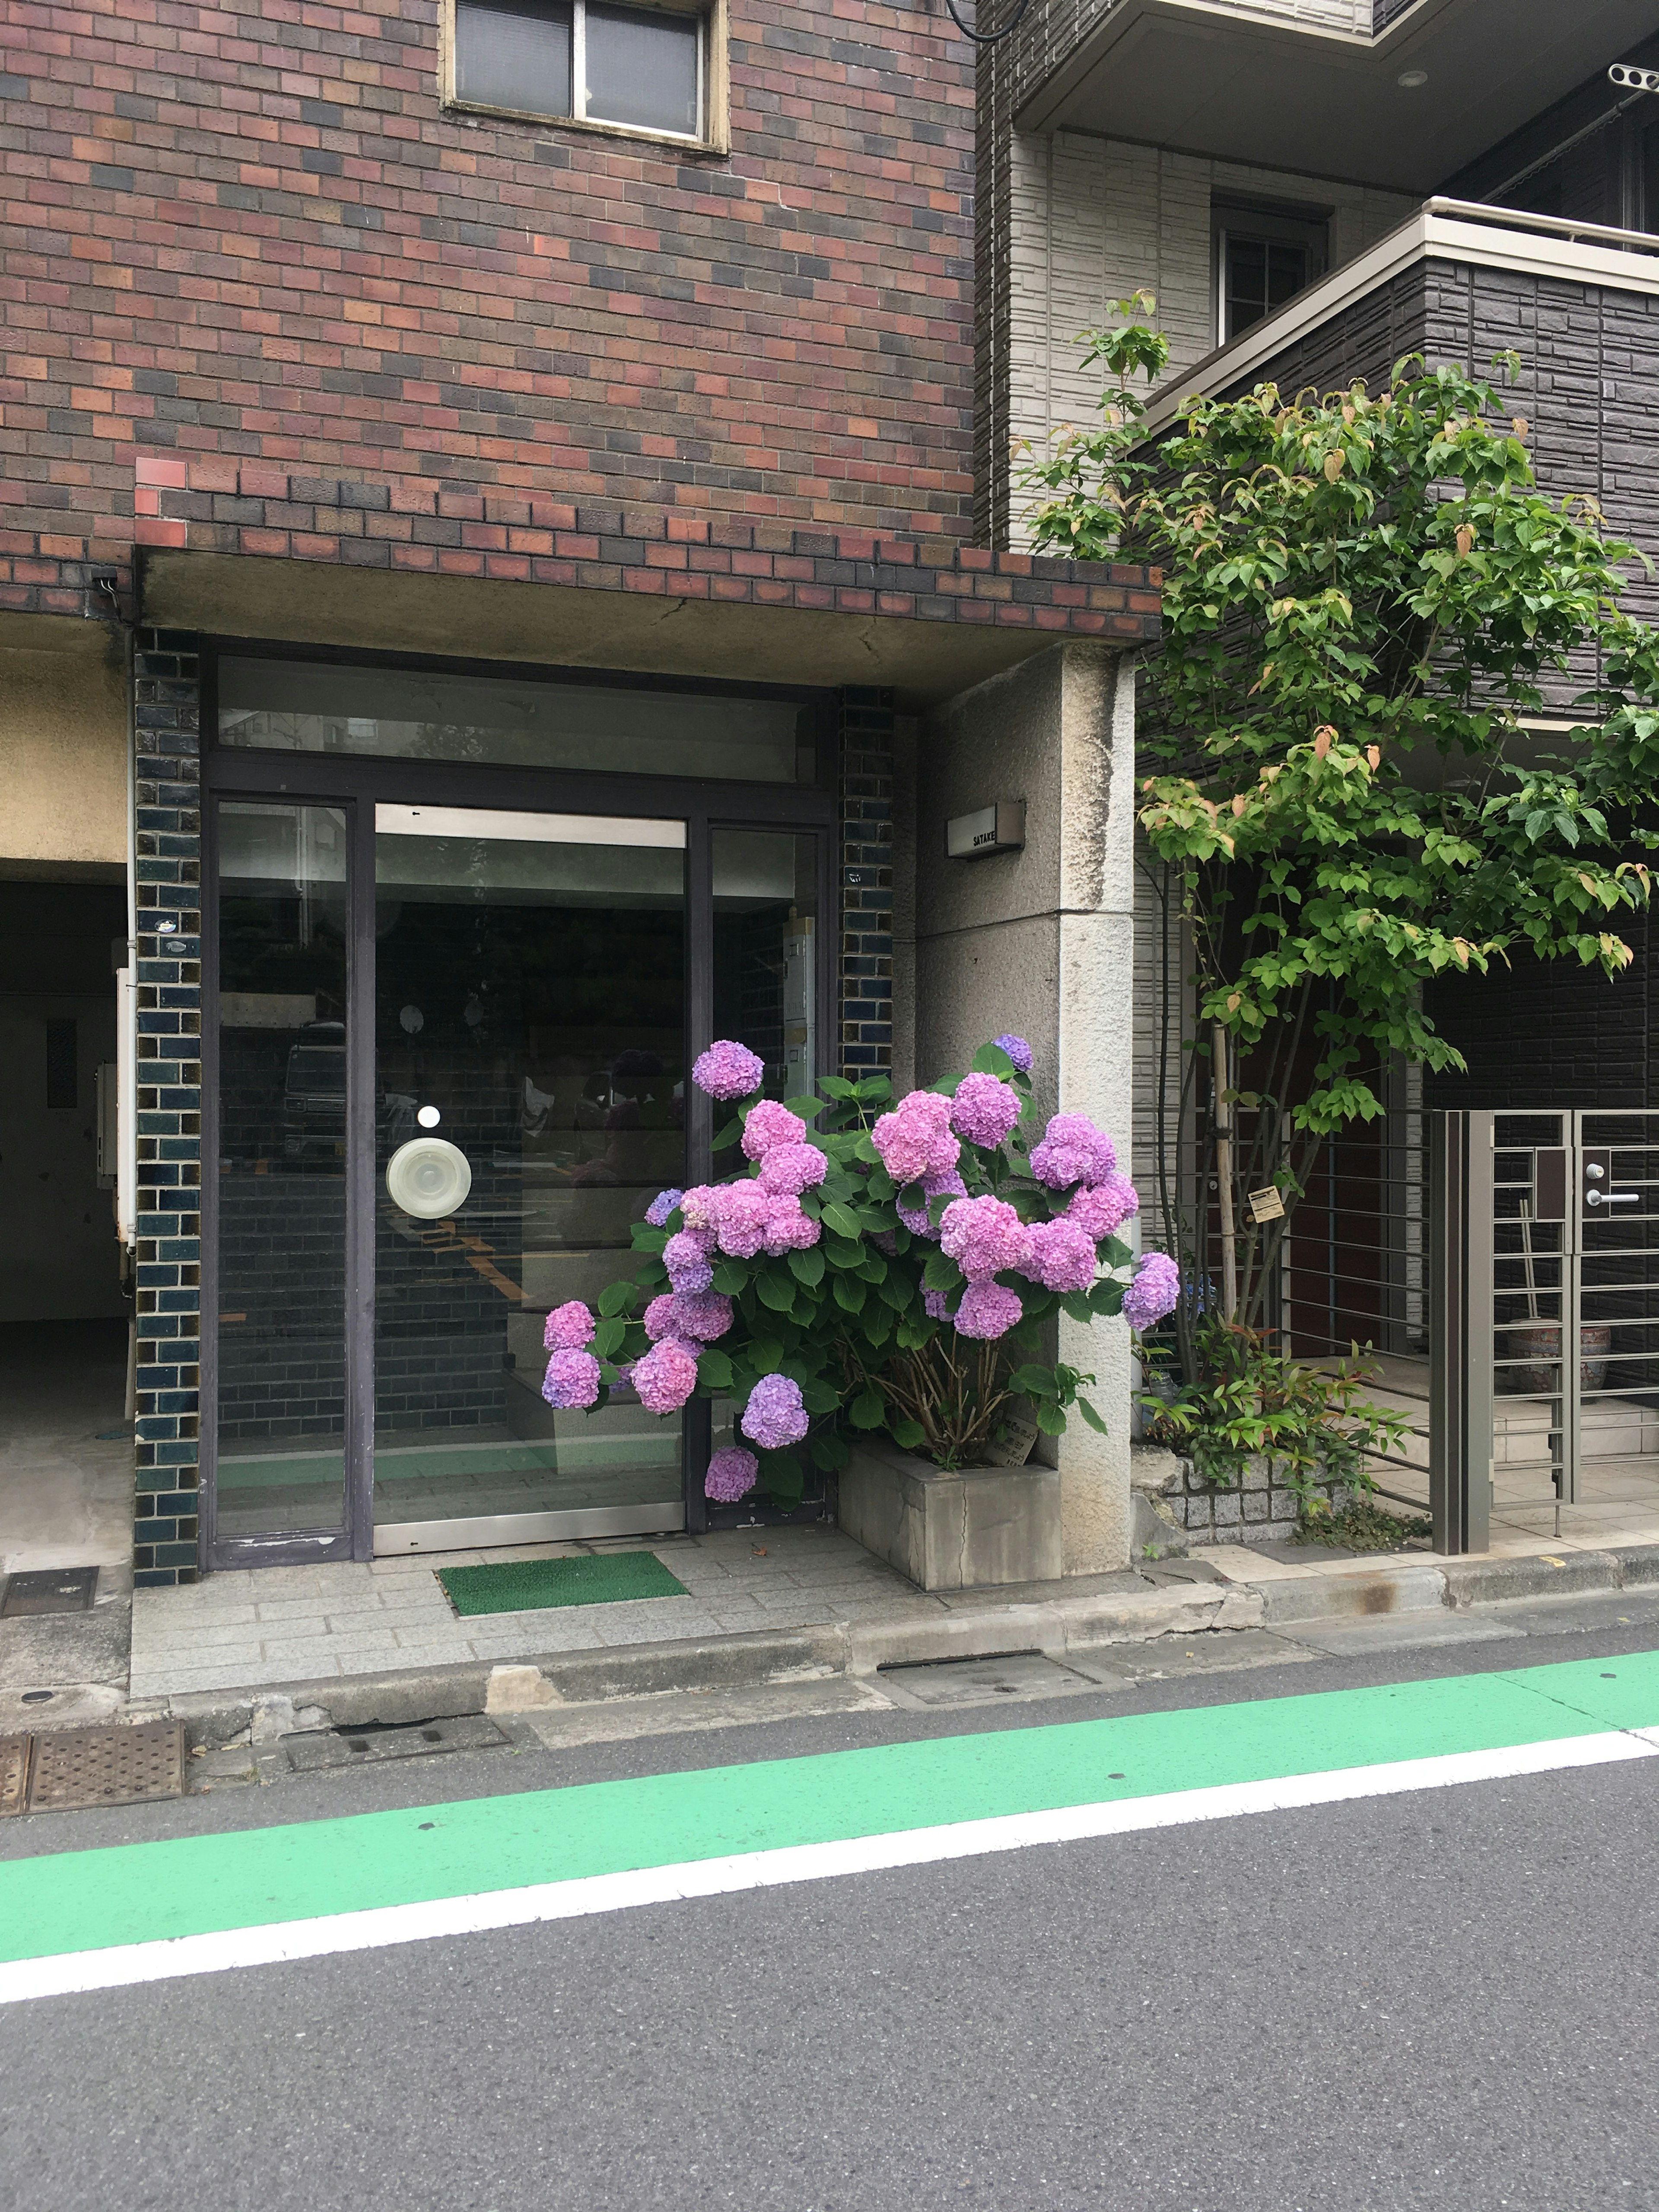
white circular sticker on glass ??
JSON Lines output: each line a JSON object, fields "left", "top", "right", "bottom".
{"left": 416, "top": 1105, "right": 442, "bottom": 1128}
{"left": 385, "top": 1137, "right": 471, "bottom": 1220}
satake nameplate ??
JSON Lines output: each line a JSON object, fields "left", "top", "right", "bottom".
{"left": 1246, "top": 1186, "right": 1286, "bottom": 1224}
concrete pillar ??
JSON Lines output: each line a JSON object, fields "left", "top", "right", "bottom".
{"left": 909, "top": 641, "right": 1138, "bottom": 1574}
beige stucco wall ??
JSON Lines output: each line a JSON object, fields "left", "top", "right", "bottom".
{"left": 909, "top": 640, "right": 1137, "bottom": 1574}
{"left": 0, "top": 617, "right": 127, "bottom": 874}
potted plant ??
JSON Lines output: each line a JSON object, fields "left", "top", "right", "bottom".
{"left": 537, "top": 1035, "right": 1180, "bottom": 1589}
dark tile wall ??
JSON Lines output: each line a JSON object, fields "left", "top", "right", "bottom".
{"left": 131, "top": 628, "right": 203, "bottom": 1586}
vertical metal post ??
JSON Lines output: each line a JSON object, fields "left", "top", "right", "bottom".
{"left": 1430, "top": 1111, "right": 1493, "bottom": 1554}
{"left": 346, "top": 795, "right": 378, "bottom": 1561}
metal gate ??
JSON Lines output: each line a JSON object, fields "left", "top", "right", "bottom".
{"left": 1431, "top": 1111, "right": 1659, "bottom": 1554}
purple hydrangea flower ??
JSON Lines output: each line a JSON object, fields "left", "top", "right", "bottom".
{"left": 757, "top": 1141, "right": 829, "bottom": 1197}
{"left": 1030, "top": 1112, "right": 1118, "bottom": 1190}
{"left": 632, "top": 1338, "right": 701, "bottom": 1414}
{"left": 1122, "top": 1250, "right": 1181, "bottom": 1332}
{"left": 711, "top": 1183, "right": 772, "bottom": 1259}
{"left": 693, "top": 1039, "right": 766, "bottom": 1101}
{"left": 670, "top": 1290, "right": 733, "bottom": 1342}
{"left": 922, "top": 1286, "right": 955, "bottom": 1322}
{"left": 704, "top": 1445, "right": 759, "bottom": 1504}
{"left": 953, "top": 1281, "right": 1023, "bottom": 1340}
{"left": 896, "top": 1166, "right": 966, "bottom": 1240}
{"left": 664, "top": 1230, "right": 715, "bottom": 1294}
{"left": 643, "top": 1293, "right": 680, "bottom": 1342}
{"left": 993, "top": 1033, "right": 1033, "bottom": 1075}
{"left": 1068, "top": 1174, "right": 1139, "bottom": 1240}
{"left": 939, "top": 1193, "right": 1031, "bottom": 1281}
{"left": 543, "top": 1300, "right": 596, "bottom": 1352}
{"left": 541, "top": 1348, "right": 601, "bottom": 1409}
{"left": 871, "top": 1090, "right": 960, "bottom": 1186}
{"left": 1022, "top": 1216, "right": 1099, "bottom": 1295}
{"left": 741, "top": 1098, "right": 803, "bottom": 1159}
{"left": 950, "top": 1071, "right": 1022, "bottom": 1150}
{"left": 644, "top": 1187, "right": 683, "bottom": 1228}
{"left": 741, "top": 1373, "right": 809, "bottom": 1449}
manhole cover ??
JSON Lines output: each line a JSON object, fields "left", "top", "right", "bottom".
{"left": 877, "top": 1650, "right": 1092, "bottom": 1709}
{"left": 0, "top": 1737, "right": 30, "bottom": 1818}
{"left": 1, "top": 1567, "right": 99, "bottom": 1618}
{"left": 25, "top": 1722, "right": 186, "bottom": 1813}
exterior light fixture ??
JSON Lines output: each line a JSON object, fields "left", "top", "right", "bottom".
{"left": 1397, "top": 68, "right": 1428, "bottom": 88}
{"left": 1609, "top": 64, "right": 1659, "bottom": 95}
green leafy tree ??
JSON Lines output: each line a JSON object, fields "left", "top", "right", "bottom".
{"left": 1019, "top": 302, "right": 1659, "bottom": 1363}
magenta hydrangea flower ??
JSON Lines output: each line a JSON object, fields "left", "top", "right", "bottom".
{"left": 704, "top": 1445, "right": 759, "bottom": 1503}
{"left": 939, "top": 1193, "right": 1031, "bottom": 1281}
{"left": 896, "top": 1166, "right": 966, "bottom": 1239}
{"left": 993, "top": 1033, "right": 1033, "bottom": 1074}
{"left": 871, "top": 1090, "right": 960, "bottom": 1186}
{"left": 644, "top": 1187, "right": 683, "bottom": 1228}
{"left": 741, "top": 1098, "right": 802, "bottom": 1160}
{"left": 541, "top": 1348, "right": 601, "bottom": 1409}
{"left": 1030, "top": 1112, "right": 1118, "bottom": 1190}
{"left": 1068, "top": 1173, "right": 1139, "bottom": 1240}
{"left": 1022, "top": 1216, "right": 1099, "bottom": 1295}
{"left": 922, "top": 1286, "right": 955, "bottom": 1322}
{"left": 757, "top": 1142, "right": 829, "bottom": 1197}
{"left": 950, "top": 1071, "right": 1022, "bottom": 1150}
{"left": 632, "top": 1338, "right": 701, "bottom": 1414}
{"left": 711, "top": 1182, "right": 772, "bottom": 1259}
{"left": 954, "top": 1281, "right": 1023, "bottom": 1340}
{"left": 542, "top": 1300, "right": 595, "bottom": 1352}
{"left": 762, "top": 1196, "right": 820, "bottom": 1254}
{"left": 741, "top": 1373, "right": 809, "bottom": 1448}
{"left": 693, "top": 1039, "right": 766, "bottom": 1101}
{"left": 1122, "top": 1250, "right": 1181, "bottom": 1332}
{"left": 664, "top": 1230, "right": 715, "bottom": 1294}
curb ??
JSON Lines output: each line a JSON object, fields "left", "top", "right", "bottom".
{"left": 1236, "top": 1540, "right": 1659, "bottom": 1627}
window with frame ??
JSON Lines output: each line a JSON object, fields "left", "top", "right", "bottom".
{"left": 451, "top": 0, "right": 706, "bottom": 142}
{"left": 1213, "top": 202, "right": 1329, "bottom": 347}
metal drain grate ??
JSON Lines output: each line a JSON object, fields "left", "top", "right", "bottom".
{"left": 25, "top": 1722, "right": 186, "bottom": 1813}
{"left": 0, "top": 1736, "right": 31, "bottom": 1818}
{"left": 1, "top": 1567, "right": 98, "bottom": 1618}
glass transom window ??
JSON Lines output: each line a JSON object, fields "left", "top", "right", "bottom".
{"left": 453, "top": 0, "right": 704, "bottom": 141}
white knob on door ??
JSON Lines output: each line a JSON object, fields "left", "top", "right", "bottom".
{"left": 387, "top": 1137, "right": 472, "bottom": 1219}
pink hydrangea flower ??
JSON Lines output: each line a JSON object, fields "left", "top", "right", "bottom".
{"left": 950, "top": 1071, "right": 1022, "bottom": 1150}
{"left": 541, "top": 1348, "right": 601, "bottom": 1409}
{"left": 993, "top": 1033, "right": 1033, "bottom": 1074}
{"left": 757, "top": 1142, "right": 829, "bottom": 1197}
{"left": 896, "top": 1167, "right": 965, "bottom": 1239}
{"left": 644, "top": 1188, "right": 683, "bottom": 1228}
{"left": 741, "top": 1098, "right": 802, "bottom": 1159}
{"left": 871, "top": 1090, "right": 960, "bottom": 1186}
{"left": 1123, "top": 1250, "right": 1181, "bottom": 1332}
{"left": 1022, "top": 1216, "right": 1099, "bottom": 1295}
{"left": 939, "top": 1194, "right": 1031, "bottom": 1281}
{"left": 1068, "top": 1174, "right": 1139, "bottom": 1240}
{"left": 632, "top": 1338, "right": 700, "bottom": 1414}
{"left": 711, "top": 1183, "right": 772, "bottom": 1259}
{"left": 704, "top": 1446, "right": 759, "bottom": 1504}
{"left": 543, "top": 1300, "right": 595, "bottom": 1352}
{"left": 642, "top": 1293, "right": 680, "bottom": 1342}
{"left": 762, "top": 1197, "right": 820, "bottom": 1254}
{"left": 1030, "top": 1112, "right": 1118, "bottom": 1190}
{"left": 664, "top": 1230, "right": 715, "bottom": 1294}
{"left": 922, "top": 1286, "right": 955, "bottom": 1322}
{"left": 671, "top": 1290, "right": 733, "bottom": 1341}
{"left": 741, "top": 1373, "right": 809, "bottom": 1448}
{"left": 693, "top": 1040, "right": 766, "bottom": 1101}
{"left": 954, "top": 1281, "right": 1023, "bottom": 1340}
{"left": 677, "top": 1185, "right": 722, "bottom": 1232}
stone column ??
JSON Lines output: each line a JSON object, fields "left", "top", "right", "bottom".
{"left": 914, "top": 640, "right": 1137, "bottom": 1573}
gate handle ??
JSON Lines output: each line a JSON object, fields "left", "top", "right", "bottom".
{"left": 1586, "top": 1189, "right": 1640, "bottom": 1206}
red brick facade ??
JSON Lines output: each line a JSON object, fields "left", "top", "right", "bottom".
{"left": 1, "top": 0, "right": 977, "bottom": 607}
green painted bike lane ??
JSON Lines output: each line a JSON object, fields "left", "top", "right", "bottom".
{"left": 3, "top": 1649, "right": 1657, "bottom": 1966}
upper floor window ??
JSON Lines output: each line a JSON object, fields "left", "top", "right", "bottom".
{"left": 448, "top": 0, "right": 716, "bottom": 146}
{"left": 1213, "top": 201, "right": 1328, "bottom": 347}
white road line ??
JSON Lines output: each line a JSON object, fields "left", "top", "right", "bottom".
{"left": 3, "top": 1727, "right": 1653, "bottom": 2005}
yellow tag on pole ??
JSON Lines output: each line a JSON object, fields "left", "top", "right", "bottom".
{"left": 1247, "top": 1186, "right": 1285, "bottom": 1224}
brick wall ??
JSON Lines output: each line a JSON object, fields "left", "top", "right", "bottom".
{"left": 0, "top": 0, "right": 978, "bottom": 605}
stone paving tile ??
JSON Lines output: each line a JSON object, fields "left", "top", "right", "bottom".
{"left": 591, "top": 1610, "right": 729, "bottom": 1647}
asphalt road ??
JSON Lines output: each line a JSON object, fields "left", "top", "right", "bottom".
{"left": 4, "top": 1619, "right": 1659, "bottom": 2212}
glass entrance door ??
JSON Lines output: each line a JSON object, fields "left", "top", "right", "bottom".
{"left": 370, "top": 804, "right": 688, "bottom": 1551}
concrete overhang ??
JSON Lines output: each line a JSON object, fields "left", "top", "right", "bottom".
{"left": 1020, "top": 0, "right": 1659, "bottom": 194}
{"left": 140, "top": 550, "right": 1144, "bottom": 710}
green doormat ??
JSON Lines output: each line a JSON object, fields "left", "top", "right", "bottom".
{"left": 436, "top": 1552, "right": 689, "bottom": 1617}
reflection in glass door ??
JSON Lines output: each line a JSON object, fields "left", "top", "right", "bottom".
{"left": 371, "top": 805, "right": 688, "bottom": 1550}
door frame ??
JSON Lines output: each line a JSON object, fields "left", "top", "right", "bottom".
{"left": 199, "top": 638, "right": 840, "bottom": 1572}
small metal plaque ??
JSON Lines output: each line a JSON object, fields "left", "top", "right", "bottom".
{"left": 25, "top": 1722, "right": 185, "bottom": 1814}
{"left": 1246, "top": 1185, "right": 1286, "bottom": 1224}
{"left": 0, "top": 1567, "right": 98, "bottom": 1618}
{"left": 0, "top": 1737, "right": 31, "bottom": 1818}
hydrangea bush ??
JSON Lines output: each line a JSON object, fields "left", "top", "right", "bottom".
{"left": 542, "top": 1038, "right": 1181, "bottom": 1510}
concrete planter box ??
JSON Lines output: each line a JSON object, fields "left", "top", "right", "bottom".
{"left": 836, "top": 1435, "right": 1063, "bottom": 1591}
